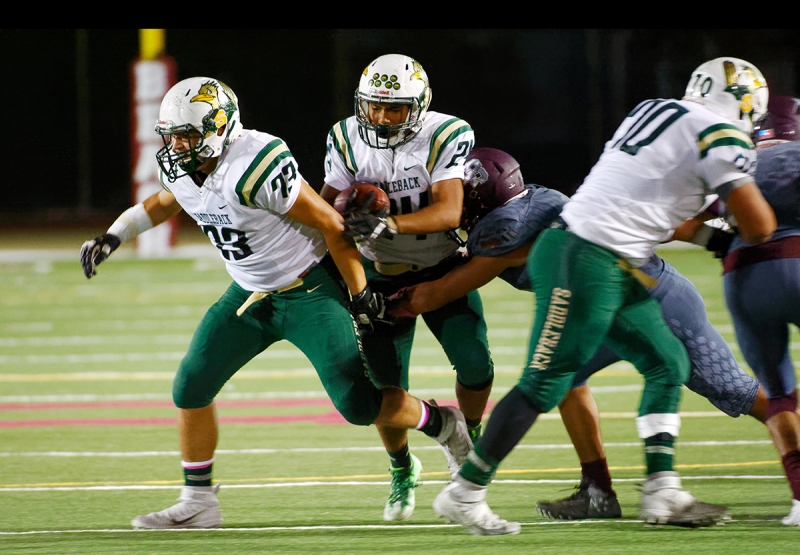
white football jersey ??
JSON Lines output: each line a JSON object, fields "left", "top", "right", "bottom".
{"left": 161, "top": 129, "right": 327, "bottom": 291}
{"left": 324, "top": 111, "right": 474, "bottom": 267}
{"left": 562, "top": 99, "right": 756, "bottom": 267}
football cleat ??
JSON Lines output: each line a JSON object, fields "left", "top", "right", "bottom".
{"left": 433, "top": 476, "right": 521, "bottom": 536}
{"left": 781, "top": 499, "right": 800, "bottom": 526}
{"left": 383, "top": 454, "right": 422, "bottom": 521}
{"left": 132, "top": 485, "right": 222, "bottom": 529}
{"left": 639, "top": 472, "right": 729, "bottom": 528}
{"left": 430, "top": 400, "right": 473, "bottom": 478}
{"left": 537, "top": 476, "right": 622, "bottom": 520}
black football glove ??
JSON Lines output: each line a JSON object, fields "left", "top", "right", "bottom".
{"left": 338, "top": 188, "right": 369, "bottom": 218}
{"left": 705, "top": 227, "right": 735, "bottom": 259}
{"left": 348, "top": 285, "right": 392, "bottom": 332}
{"left": 343, "top": 191, "right": 396, "bottom": 241}
{"left": 80, "top": 233, "right": 121, "bottom": 279}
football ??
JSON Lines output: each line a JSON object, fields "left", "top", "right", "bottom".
{"left": 333, "top": 182, "right": 390, "bottom": 215}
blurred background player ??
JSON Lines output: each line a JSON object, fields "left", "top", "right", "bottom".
{"left": 80, "top": 76, "right": 472, "bottom": 530}
{"left": 431, "top": 56, "right": 776, "bottom": 535}
{"left": 677, "top": 94, "right": 800, "bottom": 526}
{"left": 320, "top": 53, "right": 492, "bottom": 522}
{"left": 389, "top": 146, "right": 771, "bottom": 521}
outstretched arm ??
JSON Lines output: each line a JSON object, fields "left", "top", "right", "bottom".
{"left": 393, "top": 244, "right": 530, "bottom": 315}
{"left": 80, "top": 190, "right": 181, "bottom": 279}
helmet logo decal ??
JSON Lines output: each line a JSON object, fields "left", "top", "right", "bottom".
{"left": 722, "top": 60, "right": 764, "bottom": 116}
{"left": 411, "top": 60, "right": 427, "bottom": 84}
{"left": 369, "top": 72, "right": 401, "bottom": 91}
{"left": 191, "top": 81, "right": 233, "bottom": 136}
{"left": 740, "top": 94, "right": 754, "bottom": 115}
{"left": 723, "top": 60, "right": 737, "bottom": 87}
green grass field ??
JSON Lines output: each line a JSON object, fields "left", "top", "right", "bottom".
{"left": 1, "top": 240, "right": 798, "bottom": 554}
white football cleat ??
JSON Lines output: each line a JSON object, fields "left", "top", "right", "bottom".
{"left": 639, "top": 472, "right": 728, "bottom": 528}
{"left": 781, "top": 499, "right": 800, "bottom": 526}
{"left": 433, "top": 476, "right": 521, "bottom": 536}
{"left": 132, "top": 485, "right": 222, "bottom": 529}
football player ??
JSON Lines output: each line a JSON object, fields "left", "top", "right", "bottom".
{"left": 431, "top": 57, "right": 776, "bottom": 535}
{"left": 319, "top": 54, "right": 493, "bottom": 521}
{"left": 677, "top": 94, "right": 800, "bottom": 526}
{"left": 80, "top": 76, "right": 473, "bottom": 530}
{"left": 389, "top": 145, "right": 772, "bottom": 521}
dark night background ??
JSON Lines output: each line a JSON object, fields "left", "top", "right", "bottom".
{"left": 3, "top": 29, "right": 799, "bottom": 228}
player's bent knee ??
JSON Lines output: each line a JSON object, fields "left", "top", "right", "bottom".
{"left": 336, "top": 402, "right": 380, "bottom": 426}
{"left": 334, "top": 388, "right": 383, "bottom": 426}
{"left": 172, "top": 371, "right": 218, "bottom": 409}
{"left": 767, "top": 391, "right": 798, "bottom": 420}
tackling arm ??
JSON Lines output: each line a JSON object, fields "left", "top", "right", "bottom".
{"left": 392, "top": 244, "right": 529, "bottom": 315}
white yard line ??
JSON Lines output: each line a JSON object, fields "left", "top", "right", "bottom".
{"left": 0, "top": 440, "right": 773, "bottom": 459}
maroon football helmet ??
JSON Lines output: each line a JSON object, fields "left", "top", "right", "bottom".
{"left": 461, "top": 147, "right": 526, "bottom": 232}
{"left": 753, "top": 95, "right": 800, "bottom": 148}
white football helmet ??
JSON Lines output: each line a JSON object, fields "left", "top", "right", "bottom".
{"left": 683, "top": 57, "right": 768, "bottom": 133}
{"left": 155, "top": 77, "right": 242, "bottom": 182}
{"left": 355, "top": 54, "right": 432, "bottom": 148}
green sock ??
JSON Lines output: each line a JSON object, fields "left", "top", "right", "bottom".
{"left": 644, "top": 433, "right": 675, "bottom": 474}
{"left": 458, "top": 444, "right": 497, "bottom": 487}
{"left": 182, "top": 460, "right": 213, "bottom": 487}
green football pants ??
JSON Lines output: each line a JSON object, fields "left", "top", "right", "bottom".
{"left": 519, "top": 228, "right": 689, "bottom": 416}
{"left": 362, "top": 256, "right": 494, "bottom": 392}
{"left": 172, "top": 257, "right": 382, "bottom": 425}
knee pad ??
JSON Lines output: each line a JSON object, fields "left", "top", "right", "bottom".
{"left": 767, "top": 391, "right": 798, "bottom": 420}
